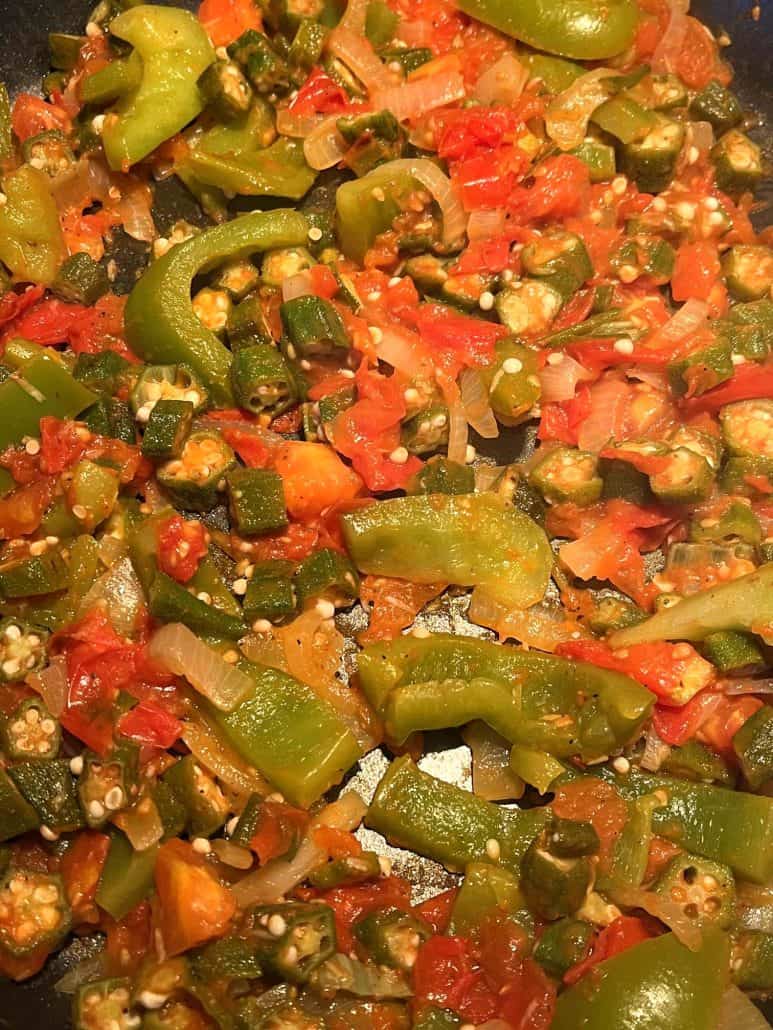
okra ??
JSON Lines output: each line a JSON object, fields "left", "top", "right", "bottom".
{"left": 141, "top": 399, "right": 194, "bottom": 460}
{"left": 231, "top": 343, "right": 297, "bottom": 417}
{"left": 52, "top": 252, "right": 109, "bottom": 306}
{"left": 1, "top": 698, "right": 59, "bottom": 760}
{"left": 293, "top": 547, "right": 359, "bottom": 609}
{"left": 163, "top": 754, "right": 229, "bottom": 838}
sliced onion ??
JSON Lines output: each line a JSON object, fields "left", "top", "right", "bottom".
{"left": 395, "top": 18, "right": 433, "bottom": 48}
{"left": 467, "top": 207, "right": 506, "bottom": 242}
{"left": 460, "top": 368, "right": 499, "bottom": 439}
{"left": 149, "top": 624, "right": 253, "bottom": 712}
{"left": 375, "top": 325, "right": 434, "bottom": 378}
{"left": 640, "top": 724, "right": 671, "bottom": 772}
{"left": 182, "top": 713, "right": 271, "bottom": 798}
{"left": 447, "top": 398, "right": 469, "bottom": 464}
{"left": 31, "top": 655, "right": 68, "bottom": 717}
{"left": 369, "top": 157, "right": 467, "bottom": 245}
{"left": 276, "top": 107, "right": 324, "bottom": 138}
{"left": 97, "top": 532, "right": 127, "bottom": 568}
{"left": 610, "top": 885, "right": 702, "bottom": 950}
{"left": 117, "top": 181, "right": 155, "bottom": 242}
{"left": 303, "top": 114, "right": 349, "bottom": 170}
{"left": 462, "top": 721, "right": 524, "bottom": 801}
{"left": 232, "top": 792, "right": 366, "bottom": 906}
{"left": 474, "top": 464, "right": 506, "bottom": 492}
{"left": 686, "top": 119, "right": 714, "bottom": 160}
{"left": 211, "top": 839, "right": 254, "bottom": 870}
{"left": 473, "top": 52, "right": 529, "bottom": 106}
{"left": 469, "top": 587, "right": 585, "bottom": 650}
{"left": 724, "top": 677, "right": 773, "bottom": 695}
{"left": 647, "top": 297, "right": 709, "bottom": 351}
{"left": 282, "top": 269, "right": 314, "bottom": 301}
{"left": 545, "top": 69, "right": 616, "bottom": 151}
{"left": 54, "top": 953, "right": 105, "bottom": 995}
{"left": 651, "top": 0, "right": 690, "bottom": 73}
{"left": 78, "top": 557, "right": 144, "bottom": 638}
{"left": 538, "top": 352, "right": 594, "bottom": 403}
{"left": 718, "top": 987, "right": 771, "bottom": 1030}
{"left": 328, "top": 28, "right": 392, "bottom": 93}
{"left": 372, "top": 69, "right": 466, "bottom": 125}
{"left": 576, "top": 375, "right": 630, "bottom": 452}
{"left": 336, "top": 0, "right": 369, "bottom": 36}
{"left": 116, "top": 798, "right": 164, "bottom": 852}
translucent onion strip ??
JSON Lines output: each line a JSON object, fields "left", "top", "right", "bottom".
{"left": 474, "top": 52, "right": 529, "bottom": 106}
{"left": 149, "top": 623, "right": 254, "bottom": 712}
{"left": 372, "top": 69, "right": 465, "bottom": 125}
{"left": 371, "top": 158, "right": 467, "bottom": 245}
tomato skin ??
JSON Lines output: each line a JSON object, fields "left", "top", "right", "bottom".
{"left": 538, "top": 385, "right": 593, "bottom": 445}
{"left": 40, "top": 416, "right": 88, "bottom": 474}
{"left": 0, "top": 476, "right": 56, "bottom": 540}
{"left": 104, "top": 901, "right": 152, "bottom": 975}
{"left": 651, "top": 689, "right": 725, "bottom": 745}
{"left": 0, "top": 285, "right": 45, "bottom": 330}
{"left": 684, "top": 362, "right": 773, "bottom": 414}
{"left": 60, "top": 831, "right": 110, "bottom": 925}
{"left": 198, "top": 0, "right": 262, "bottom": 46}
{"left": 671, "top": 241, "right": 721, "bottom": 302}
{"left": 564, "top": 915, "right": 658, "bottom": 985}
{"left": 436, "top": 106, "right": 525, "bottom": 162}
{"left": 358, "top": 575, "right": 447, "bottom": 643}
{"left": 157, "top": 514, "right": 209, "bottom": 583}
{"left": 305, "top": 876, "right": 414, "bottom": 952}
{"left": 155, "top": 839, "right": 236, "bottom": 957}
{"left": 552, "top": 778, "right": 628, "bottom": 873}
{"left": 497, "top": 958, "right": 556, "bottom": 1030}
{"left": 413, "top": 935, "right": 478, "bottom": 1011}
{"left": 288, "top": 67, "right": 351, "bottom": 117}
{"left": 248, "top": 801, "right": 309, "bottom": 865}
{"left": 676, "top": 16, "right": 731, "bottom": 89}
{"left": 509, "top": 155, "right": 591, "bottom": 223}
{"left": 117, "top": 700, "right": 183, "bottom": 749}
{"left": 697, "top": 695, "right": 764, "bottom": 758}
{"left": 413, "top": 888, "right": 458, "bottom": 934}
{"left": 11, "top": 93, "right": 71, "bottom": 141}
{"left": 219, "top": 427, "right": 274, "bottom": 469}
{"left": 408, "top": 303, "right": 507, "bottom": 376}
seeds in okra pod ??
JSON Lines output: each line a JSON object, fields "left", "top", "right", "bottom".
{"left": 400, "top": 404, "right": 449, "bottom": 456}
{"left": 197, "top": 59, "right": 254, "bottom": 122}
{"left": 77, "top": 751, "right": 133, "bottom": 828}
{"left": 130, "top": 364, "right": 209, "bottom": 421}
{"left": 247, "top": 902, "right": 337, "bottom": 983}
{"left": 73, "top": 977, "right": 138, "bottom": 1030}
{"left": 157, "top": 430, "right": 236, "bottom": 512}
{"left": 711, "top": 129, "right": 763, "bottom": 195}
{"left": 309, "top": 851, "right": 382, "bottom": 890}
{"left": 211, "top": 259, "right": 260, "bottom": 301}
{"left": 720, "top": 399, "right": 773, "bottom": 459}
{"left": 293, "top": 548, "right": 359, "bottom": 610}
{"left": 231, "top": 343, "right": 297, "bottom": 418}
{"left": 0, "top": 618, "right": 47, "bottom": 682}
{"left": 1, "top": 698, "right": 59, "bottom": 760}
{"left": 353, "top": 907, "right": 430, "bottom": 970}
{"left": 480, "top": 339, "right": 541, "bottom": 423}
{"left": 0, "top": 547, "right": 69, "bottom": 599}
{"left": 722, "top": 245, "right": 773, "bottom": 303}
{"left": 9, "top": 759, "right": 84, "bottom": 832}
{"left": 21, "top": 129, "right": 75, "bottom": 177}
{"left": 494, "top": 280, "right": 564, "bottom": 339}
{"left": 406, "top": 456, "right": 475, "bottom": 496}
{"left": 654, "top": 853, "right": 735, "bottom": 929}
{"left": 280, "top": 295, "right": 351, "bottom": 357}
{"left": 529, "top": 446, "right": 603, "bottom": 506}
{"left": 191, "top": 287, "right": 232, "bottom": 335}
{"left": 0, "top": 870, "right": 70, "bottom": 956}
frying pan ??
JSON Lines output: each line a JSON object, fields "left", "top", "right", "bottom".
{"left": 0, "top": 0, "right": 771, "bottom": 1024}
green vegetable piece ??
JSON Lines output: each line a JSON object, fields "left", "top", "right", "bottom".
{"left": 247, "top": 902, "right": 336, "bottom": 982}
{"left": 412, "top": 1008, "right": 461, "bottom": 1030}
{"left": 378, "top": 47, "right": 432, "bottom": 75}
{"left": 309, "top": 850, "right": 382, "bottom": 889}
{"left": 723, "top": 399, "right": 773, "bottom": 459}
{"left": 521, "top": 818, "right": 596, "bottom": 920}
{"left": 702, "top": 630, "right": 764, "bottom": 673}
{"left": 288, "top": 20, "right": 329, "bottom": 73}
{"left": 231, "top": 343, "right": 297, "bottom": 417}
{"left": 281, "top": 295, "right": 350, "bottom": 357}
{"left": 448, "top": 862, "right": 525, "bottom": 936}
{"left": 228, "top": 29, "right": 289, "bottom": 93}
{"left": 612, "top": 234, "right": 675, "bottom": 286}
{"left": 689, "top": 499, "right": 760, "bottom": 545}
{"left": 67, "top": 459, "right": 120, "bottom": 531}
{"left": 0, "top": 767, "right": 40, "bottom": 841}
{"left": 733, "top": 706, "right": 773, "bottom": 790}
{"left": 96, "top": 830, "right": 158, "bottom": 921}
{"left": 689, "top": 80, "right": 742, "bottom": 136}
{"left": 21, "top": 130, "right": 75, "bottom": 178}
{"left": 74, "top": 351, "right": 131, "bottom": 396}
{"left": 141, "top": 399, "right": 194, "bottom": 460}
{"left": 529, "top": 445, "right": 602, "bottom": 505}
{"left": 337, "top": 109, "right": 406, "bottom": 176}
{"left": 0, "top": 547, "right": 69, "bottom": 599}
{"left": 711, "top": 129, "right": 763, "bottom": 194}
{"left": 571, "top": 138, "right": 617, "bottom": 182}
{"left": 521, "top": 229, "right": 593, "bottom": 298}
{"left": 294, "top": 547, "right": 359, "bottom": 608}
{"left": 591, "top": 94, "right": 655, "bottom": 144}
{"left": 79, "top": 52, "right": 143, "bottom": 106}
{"left": 212, "top": 259, "right": 261, "bottom": 301}
{"left": 49, "top": 33, "right": 84, "bottom": 70}
{"left": 0, "top": 618, "right": 48, "bottom": 684}
{"left": 342, "top": 492, "right": 553, "bottom": 609}
{"left": 620, "top": 114, "right": 685, "bottom": 193}
{"left": 187, "top": 138, "right": 316, "bottom": 200}
{"left": 655, "top": 852, "right": 735, "bottom": 929}
{"left": 0, "top": 165, "right": 65, "bottom": 285}
{"left": 406, "top": 456, "right": 475, "bottom": 495}
{"left": 198, "top": 59, "right": 254, "bottom": 121}
{"left": 721, "top": 456, "right": 773, "bottom": 498}
{"left": 400, "top": 404, "right": 449, "bottom": 456}
{"left": 157, "top": 429, "right": 236, "bottom": 512}
{"left": 649, "top": 446, "right": 715, "bottom": 504}
{"left": 77, "top": 750, "right": 134, "bottom": 828}
{"left": 354, "top": 907, "right": 430, "bottom": 969}
{"left": 534, "top": 917, "right": 593, "bottom": 978}
{"left": 102, "top": 6, "right": 215, "bottom": 170}
{"left": 662, "top": 738, "right": 735, "bottom": 787}
{"left": 731, "top": 932, "right": 773, "bottom": 991}
{"left": 130, "top": 363, "right": 209, "bottom": 417}
{"left": 213, "top": 659, "right": 361, "bottom": 807}
{"left": 125, "top": 209, "right": 309, "bottom": 406}
{"left": 510, "top": 745, "right": 565, "bottom": 794}
{"left": 226, "top": 466, "right": 287, "bottom": 536}
{"left": 9, "top": 759, "right": 83, "bottom": 832}
{"left": 243, "top": 572, "right": 297, "bottom": 625}
{"left": 495, "top": 280, "right": 564, "bottom": 339}
{"left": 149, "top": 572, "right": 246, "bottom": 640}
{"left": 0, "top": 84, "right": 11, "bottom": 161}
{"left": 723, "top": 244, "right": 773, "bottom": 302}
{"left": 365, "top": 0, "right": 398, "bottom": 46}
{"left": 335, "top": 165, "right": 417, "bottom": 262}
{"left": 1, "top": 698, "right": 59, "bottom": 761}
{"left": 73, "top": 978, "right": 135, "bottom": 1030}
{"left": 163, "top": 755, "right": 229, "bottom": 837}
{"left": 0, "top": 869, "right": 70, "bottom": 957}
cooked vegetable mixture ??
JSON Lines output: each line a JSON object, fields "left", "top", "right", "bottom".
{"left": 0, "top": 0, "right": 771, "bottom": 1025}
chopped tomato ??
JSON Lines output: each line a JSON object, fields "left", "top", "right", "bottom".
{"left": 644, "top": 836, "right": 683, "bottom": 883}
{"left": 551, "top": 288, "right": 596, "bottom": 333}
{"left": 450, "top": 236, "right": 513, "bottom": 277}
{"left": 198, "top": 0, "right": 262, "bottom": 45}
{"left": 309, "top": 264, "right": 340, "bottom": 300}
{"left": 1, "top": 294, "right": 133, "bottom": 359}
{"left": 552, "top": 778, "right": 628, "bottom": 873}
{"left": 413, "top": 888, "right": 457, "bottom": 935}
{"left": 157, "top": 514, "right": 209, "bottom": 583}
{"left": 60, "top": 831, "right": 110, "bottom": 926}
{"left": 273, "top": 441, "right": 363, "bottom": 521}
{"left": 11, "top": 93, "right": 71, "bottom": 141}
{"left": 696, "top": 694, "right": 764, "bottom": 758}
{"left": 509, "top": 155, "right": 591, "bottom": 223}
{"left": 244, "top": 521, "right": 322, "bottom": 562}
{"left": 408, "top": 303, "right": 507, "bottom": 377}
{"left": 358, "top": 576, "right": 447, "bottom": 643}
{"left": 497, "top": 958, "right": 556, "bottom": 1030}
{"left": 155, "top": 839, "right": 236, "bottom": 956}
{"left": 538, "top": 385, "right": 593, "bottom": 446}
{"left": 671, "top": 240, "right": 721, "bottom": 303}
{"left": 248, "top": 800, "right": 310, "bottom": 865}
{"left": 117, "top": 700, "right": 183, "bottom": 749}
{"left": 306, "top": 876, "right": 413, "bottom": 952}
{"left": 452, "top": 151, "right": 524, "bottom": 211}
{"left": 564, "top": 915, "right": 658, "bottom": 985}
{"left": 651, "top": 689, "right": 726, "bottom": 745}
{"left": 313, "top": 825, "right": 363, "bottom": 859}
{"left": 39, "top": 416, "right": 88, "bottom": 474}
{"left": 288, "top": 67, "right": 351, "bottom": 117}
{"left": 436, "top": 106, "right": 525, "bottom": 162}
{"left": 476, "top": 910, "right": 530, "bottom": 986}
{"left": 413, "top": 935, "right": 480, "bottom": 1012}
{"left": 0, "top": 477, "right": 56, "bottom": 540}
{"left": 684, "top": 361, "right": 773, "bottom": 414}
{"left": 676, "top": 16, "right": 731, "bottom": 89}
{"left": 220, "top": 426, "right": 275, "bottom": 468}
{"left": 0, "top": 285, "right": 45, "bottom": 330}
{"left": 104, "top": 902, "right": 153, "bottom": 975}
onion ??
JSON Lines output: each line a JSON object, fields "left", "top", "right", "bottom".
{"left": 718, "top": 987, "right": 771, "bottom": 1030}
{"left": 576, "top": 376, "right": 630, "bottom": 452}
{"left": 240, "top": 631, "right": 288, "bottom": 671}
{"left": 474, "top": 464, "right": 506, "bottom": 492}
{"left": 97, "top": 532, "right": 126, "bottom": 568}
{"left": 78, "top": 558, "right": 144, "bottom": 638}
{"left": 460, "top": 368, "right": 499, "bottom": 439}
{"left": 117, "top": 181, "right": 155, "bottom": 242}
{"left": 149, "top": 624, "right": 253, "bottom": 712}
{"left": 545, "top": 69, "right": 616, "bottom": 151}
{"left": 724, "top": 677, "right": 773, "bottom": 695}
{"left": 327, "top": 28, "right": 392, "bottom": 93}
{"left": 462, "top": 721, "right": 524, "bottom": 801}
{"left": 282, "top": 270, "right": 314, "bottom": 301}
{"left": 369, "top": 158, "right": 467, "bottom": 245}
{"left": 232, "top": 792, "right": 366, "bottom": 906}
{"left": 54, "top": 952, "right": 105, "bottom": 995}
{"left": 447, "top": 398, "right": 469, "bottom": 464}
{"left": 303, "top": 115, "right": 349, "bottom": 170}
{"left": 467, "top": 207, "right": 506, "bottom": 242}
{"left": 469, "top": 588, "right": 585, "bottom": 650}
{"left": 372, "top": 69, "right": 465, "bottom": 124}
{"left": 211, "top": 839, "right": 254, "bottom": 870}
{"left": 686, "top": 119, "right": 714, "bottom": 160}
{"left": 375, "top": 325, "right": 434, "bottom": 378}
{"left": 538, "top": 352, "right": 594, "bottom": 403}
{"left": 116, "top": 798, "right": 164, "bottom": 852}
{"left": 647, "top": 298, "right": 709, "bottom": 351}
{"left": 651, "top": 0, "right": 690, "bottom": 73}
{"left": 276, "top": 107, "right": 324, "bottom": 138}
{"left": 640, "top": 724, "right": 671, "bottom": 772}
{"left": 473, "top": 52, "right": 529, "bottom": 106}
{"left": 31, "top": 656, "right": 68, "bottom": 717}
{"left": 182, "top": 713, "right": 271, "bottom": 798}
{"left": 610, "top": 885, "right": 702, "bottom": 950}
{"left": 395, "top": 19, "right": 434, "bottom": 48}
{"left": 336, "top": 0, "right": 369, "bottom": 36}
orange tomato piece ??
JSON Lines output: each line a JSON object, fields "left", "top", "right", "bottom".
{"left": 274, "top": 441, "right": 362, "bottom": 521}
{"left": 154, "top": 839, "right": 236, "bottom": 956}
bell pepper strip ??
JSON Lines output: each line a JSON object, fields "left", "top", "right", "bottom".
{"left": 365, "top": 755, "right": 549, "bottom": 874}
{"left": 553, "top": 929, "right": 728, "bottom": 1030}
{"left": 357, "top": 634, "right": 654, "bottom": 761}
{"left": 95, "top": 831, "right": 158, "bottom": 922}
{"left": 212, "top": 659, "right": 362, "bottom": 808}
{"left": 154, "top": 838, "right": 236, "bottom": 957}
{"left": 0, "top": 166, "right": 65, "bottom": 285}
{"left": 185, "top": 137, "right": 316, "bottom": 199}
{"left": 341, "top": 493, "right": 553, "bottom": 609}
{"left": 124, "top": 208, "right": 309, "bottom": 406}
{"left": 101, "top": 6, "right": 215, "bottom": 171}
{"left": 607, "top": 766, "right": 773, "bottom": 883}
{"left": 610, "top": 562, "right": 773, "bottom": 648}
{"left": 0, "top": 356, "right": 96, "bottom": 452}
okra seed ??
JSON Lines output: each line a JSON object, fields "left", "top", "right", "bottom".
{"left": 25, "top": 707, "right": 39, "bottom": 724}
{"left": 89, "top": 800, "right": 106, "bottom": 819}
{"left": 618, "top": 265, "right": 639, "bottom": 284}
{"left": 69, "top": 755, "right": 84, "bottom": 775}
{"left": 268, "top": 913, "right": 287, "bottom": 937}
{"left": 72, "top": 505, "right": 88, "bottom": 520}
{"left": 502, "top": 357, "right": 523, "bottom": 374}
{"left": 4, "top": 624, "right": 21, "bottom": 641}
{"left": 266, "top": 792, "right": 284, "bottom": 803}
{"left": 2, "top": 659, "right": 20, "bottom": 677}
{"left": 39, "top": 825, "right": 59, "bottom": 842}
{"left": 465, "top": 445, "right": 476, "bottom": 464}
{"left": 104, "top": 787, "right": 124, "bottom": 811}
{"left": 252, "top": 618, "right": 273, "bottom": 633}
{"left": 485, "top": 838, "right": 501, "bottom": 861}
{"left": 85, "top": 20, "right": 102, "bottom": 36}
{"left": 478, "top": 291, "right": 495, "bottom": 311}
{"left": 284, "top": 945, "right": 299, "bottom": 964}
{"left": 24, "top": 438, "right": 40, "bottom": 456}
{"left": 223, "top": 650, "right": 239, "bottom": 664}
{"left": 389, "top": 446, "right": 409, "bottom": 464}
{"left": 388, "top": 276, "right": 402, "bottom": 287}
{"left": 613, "top": 338, "right": 634, "bottom": 355}
{"left": 411, "top": 625, "right": 430, "bottom": 638}
{"left": 192, "top": 837, "right": 212, "bottom": 855}
{"left": 612, "top": 756, "right": 630, "bottom": 774}
{"left": 703, "top": 196, "right": 720, "bottom": 210}
{"left": 233, "top": 578, "right": 248, "bottom": 595}
{"left": 368, "top": 326, "right": 383, "bottom": 344}
{"left": 315, "top": 599, "right": 336, "bottom": 620}
{"left": 137, "top": 991, "right": 168, "bottom": 1010}
{"left": 28, "top": 539, "right": 47, "bottom": 557}
{"left": 226, "top": 816, "right": 239, "bottom": 836}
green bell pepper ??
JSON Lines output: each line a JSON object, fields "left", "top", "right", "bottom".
{"left": 365, "top": 755, "right": 549, "bottom": 874}
{"left": 341, "top": 493, "right": 553, "bottom": 609}
{"left": 96, "top": 830, "right": 158, "bottom": 921}
{"left": 185, "top": 138, "right": 316, "bottom": 199}
{"left": 733, "top": 705, "right": 773, "bottom": 789}
{"left": 125, "top": 208, "right": 309, "bottom": 406}
{"left": 456, "top": 0, "right": 638, "bottom": 59}
{"left": 448, "top": 862, "right": 525, "bottom": 935}
{"left": 102, "top": 5, "right": 215, "bottom": 170}
{"left": 0, "top": 166, "right": 65, "bottom": 285}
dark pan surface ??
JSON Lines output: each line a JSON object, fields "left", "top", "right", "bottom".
{"left": 0, "top": 0, "right": 771, "bottom": 1024}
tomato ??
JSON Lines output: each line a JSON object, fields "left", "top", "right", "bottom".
{"left": 564, "top": 915, "right": 658, "bottom": 985}
{"left": 551, "top": 288, "right": 596, "bottom": 333}
{"left": 408, "top": 303, "right": 507, "bottom": 377}
{"left": 651, "top": 689, "right": 726, "bottom": 745}
{"left": 413, "top": 888, "right": 458, "bottom": 934}
{"left": 117, "top": 700, "right": 183, "bottom": 749}
{"left": 413, "top": 935, "right": 478, "bottom": 1011}
{"left": 509, "top": 155, "right": 591, "bottom": 223}
{"left": 11, "top": 93, "right": 71, "bottom": 141}
{"left": 198, "top": 0, "right": 262, "bottom": 46}
{"left": 104, "top": 901, "right": 152, "bottom": 975}
{"left": 0, "top": 285, "right": 44, "bottom": 330}
{"left": 358, "top": 575, "right": 447, "bottom": 643}
{"left": 274, "top": 441, "right": 363, "bottom": 521}
{"left": 288, "top": 67, "right": 351, "bottom": 117}
{"left": 248, "top": 801, "right": 310, "bottom": 865}
{"left": 308, "top": 373, "right": 361, "bottom": 401}
{"left": 644, "top": 836, "right": 683, "bottom": 883}
{"left": 219, "top": 426, "right": 275, "bottom": 468}
{"left": 308, "top": 876, "right": 413, "bottom": 952}
{"left": 676, "top": 16, "right": 731, "bottom": 89}
{"left": 684, "top": 361, "right": 773, "bottom": 414}
{"left": 697, "top": 695, "right": 764, "bottom": 758}
{"left": 552, "top": 778, "right": 628, "bottom": 873}
{"left": 0, "top": 943, "right": 52, "bottom": 981}
{"left": 246, "top": 521, "right": 322, "bottom": 562}
{"left": 39, "top": 416, "right": 88, "bottom": 474}
{"left": 452, "top": 151, "right": 522, "bottom": 211}
{"left": 0, "top": 477, "right": 56, "bottom": 540}
{"left": 155, "top": 839, "right": 236, "bottom": 956}
{"left": 436, "top": 106, "right": 525, "bottom": 163}
{"left": 671, "top": 240, "right": 721, "bottom": 303}
{"left": 309, "top": 264, "right": 340, "bottom": 300}
{"left": 313, "top": 825, "right": 362, "bottom": 859}
{"left": 60, "top": 831, "right": 110, "bottom": 926}
{"left": 538, "top": 385, "right": 593, "bottom": 446}
{"left": 1, "top": 295, "right": 132, "bottom": 358}
{"left": 477, "top": 910, "right": 530, "bottom": 989}
{"left": 157, "top": 514, "right": 209, "bottom": 583}
{"left": 451, "top": 236, "right": 513, "bottom": 277}
{"left": 497, "top": 958, "right": 556, "bottom": 1030}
